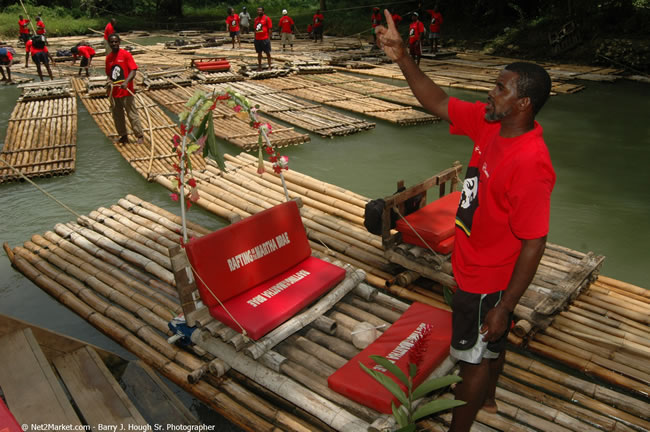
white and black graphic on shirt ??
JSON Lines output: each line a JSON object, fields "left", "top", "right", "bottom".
{"left": 455, "top": 166, "right": 479, "bottom": 235}
{"left": 256, "top": 22, "right": 263, "bottom": 32}
{"left": 110, "top": 64, "right": 124, "bottom": 83}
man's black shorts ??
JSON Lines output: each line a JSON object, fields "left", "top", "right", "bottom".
{"left": 80, "top": 55, "right": 93, "bottom": 67}
{"left": 32, "top": 51, "right": 49, "bottom": 66}
{"left": 254, "top": 38, "right": 271, "bottom": 54}
{"left": 450, "top": 287, "right": 512, "bottom": 363}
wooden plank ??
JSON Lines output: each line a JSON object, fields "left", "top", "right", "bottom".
{"left": 119, "top": 360, "right": 199, "bottom": 426}
{"left": 0, "top": 328, "right": 82, "bottom": 426}
{"left": 53, "top": 346, "right": 148, "bottom": 428}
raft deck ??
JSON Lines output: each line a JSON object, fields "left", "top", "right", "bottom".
{"left": 5, "top": 161, "right": 649, "bottom": 431}
{"left": 0, "top": 80, "right": 77, "bottom": 183}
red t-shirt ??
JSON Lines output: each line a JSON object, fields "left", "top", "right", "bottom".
{"left": 226, "top": 14, "right": 240, "bottom": 32}
{"left": 104, "top": 22, "right": 114, "bottom": 40}
{"left": 371, "top": 12, "right": 382, "bottom": 28}
{"left": 408, "top": 21, "right": 425, "bottom": 44}
{"left": 313, "top": 14, "right": 324, "bottom": 28}
{"left": 448, "top": 97, "right": 555, "bottom": 294}
{"left": 19, "top": 19, "right": 30, "bottom": 34}
{"left": 426, "top": 10, "right": 443, "bottom": 33}
{"left": 279, "top": 16, "right": 294, "bottom": 33}
{"left": 391, "top": 14, "right": 402, "bottom": 26}
{"left": 105, "top": 49, "right": 137, "bottom": 98}
{"left": 76, "top": 45, "right": 96, "bottom": 59}
{"left": 1, "top": 51, "right": 13, "bottom": 63}
{"left": 31, "top": 45, "right": 48, "bottom": 56}
{"left": 25, "top": 39, "right": 32, "bottom": 53}
{"left": 36, "top": 20, "right": 45, "bottom": 35}
{"left": 254, "top": 15, "right": 272, "bottom": 40}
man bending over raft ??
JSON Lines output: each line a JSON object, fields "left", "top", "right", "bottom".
{"left": 376, "top": 10, "right": 555, "bottom": 432}
{"left": 105, "top": 33, "right": 144, "bottom": 145}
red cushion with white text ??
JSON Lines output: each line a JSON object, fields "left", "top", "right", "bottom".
{"left": 327, "top": 302, "right": 452, "bottom": 414}
{"left": 210, "top": 256, "right": 345, "bottom": 340}
{"left": 185, "top": 201, "right": 312, "bottom": 306}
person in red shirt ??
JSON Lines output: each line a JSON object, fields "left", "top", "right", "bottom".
{"left": 30, "top": 38, "right": 54, "bottom": 81}
{"left": 425, "top": 6, "right": 443, "bottom": 53}
{"left": 391, "top": 12, "right": 402, "bottom": 27}
{"left": 371, "top": 7, "right": 382, "bottom": 45}
{"left": 376, "top": 11, "right": 554, "bottom": 432}
{"left": 278, "top": 9, "right": 295, "bottom": 51}
{"left": 104, "top": 18, "right": 116, "bottom": 51}
{"left": 24, "top": 38, "right": 32, "bottom": 68}
{"left": 254, "top": 7, "right": 272, "bottom": 70}
{"left": 226, "top": 8, "right": 241, "bottom": 49}
{"left": 35, "top": 16, "right": 45, "bottom": 35}
{"left": 0, "top": 49, "right": 13, "bottom": 83}
{"left": 71, "top": 44, "right": 95, "bottom": 77}
{"left": 312, "top": 9, "right": 324, "bottom": 43}
{"left": 407, "top": 13, "right": 425, "bottom": 65}
{"left": 105, "top": 34, "right": 143, "bottom": 145}
{"left": 18, "top": 15, "right": 31, "bottom": 43}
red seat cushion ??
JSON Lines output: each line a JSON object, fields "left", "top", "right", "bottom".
{"left": 185, "top": 201, "right": 312, "bottom": 306}
{"left": 0, "top": 397, "right": 21, "bottom": 432}
{"left": 395, "top": 191, "right": 460, "bottom": 253}
{"left": 327, "top": 302, "right": 451, "bottom": 414}
{"left": 210, "top": 256, "right": 345, "bottom": 340}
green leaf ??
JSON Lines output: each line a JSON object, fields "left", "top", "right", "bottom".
{"left": 409, "top": 362, "right": 417, "bottom": 380}
{"left": 392, "top": 402, "right": 408, "bottom": 428}
{"left": 395, "top": 425, "right": 416, "bottom": 432}
{"left": 412, "top": 398, "right": 465, "bottom": 421}
{"left": 369, "top": 355, "right": 409, "bottom": 387}
{"left": 359, "top": 362, "right": 408, "bottom": 407}
{"left": 412, "top": 375, "right": 462, "bottom": 400}
{"left": 187, "top": 144, "right": 200, "bottom": 154}
{"left": 443, "top": 286, "right": 454, "bottom": 308}
{"left": 202, "top": 111, "right": 225, "bottom": 171}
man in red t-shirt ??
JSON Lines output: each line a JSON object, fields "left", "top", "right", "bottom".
{"left": 105, "top": 34, "right": 143, "bottom": 145}
{"left": 407, "top": 13, "right": 425, "bottom": 65}
{"left": 0, "top": 49, "right": 13, "bottom": 83}
{"left": 30, "top": 40, "right": 54, "bottom": 81}
{"left": 71, "top": 44, "right": 95, "bottom": 76}
{"left": 425, "top": 7, "right": 443, "bottom": 53}
{"left": 278, "top": 9, "right": 295, "bottom": 51}
{"left": 376, "top": 10, "right": 555, "bottom": 432}
{"left": 371, "top": 7, "right": 382, "bottom": 45}
{"left": 254, "top": 7, "right": 272, "bottom": 70}
{"left": 35, "top": 16, "right": 45, "bottom": 35}
{"left": 18, "top": 15, "right": 31, "bottom": 43}
{"left": 226, "top": 7, "right": 241, "bottom": 49}
{"left": 104, "top": 18, "right": 116, "bottom": 51}
{"left": 312, "top": 9, "right": 324, "bottom": 43}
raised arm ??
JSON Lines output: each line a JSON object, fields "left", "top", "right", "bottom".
{"left": 376, "top": 9, "right": 450, "bottom": 122}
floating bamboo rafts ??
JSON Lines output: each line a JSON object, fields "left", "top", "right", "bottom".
{"left": 146, "top": 85, "right": 310, "bottom": 150}
{"left": 0, "top": 80, "right": 77, "bottom": 183}
{"left": 5, "top": 185, "right": 650, "bottom": 431}
{"left": 260, "top": 76, "right": 437, "bottom": 126}
{"left": 71, "top": 77, "right": 205, "bottom": 179}
{"left": 207, "top": 81, "right": 376, "bottom": 138}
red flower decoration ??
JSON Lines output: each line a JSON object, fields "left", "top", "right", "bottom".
{"left": 188, "top": 178, "right": 197, "bottom": 188}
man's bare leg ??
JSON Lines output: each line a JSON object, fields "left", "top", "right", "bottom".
{"left": 449, "top": 359, "right": 491, "bottom": 432}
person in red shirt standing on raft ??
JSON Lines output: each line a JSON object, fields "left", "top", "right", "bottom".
{"left": 312, "top": 9, "right": 324, "bottom": 43}
{"left": 278, "top": 9, "right": 295, "bottom": 51}
{"left": 425, "top": 5, "right": 443, "bottom": 53}
{"left": 105, "top": 33, "right": 144, "bottom": 145}
{"left": 254, "top": 7, "right": 273, "bottom": 71}
{"left": 376, "top": 9, "right": 555, "bottom": 432}
{"left": 371, "top": 7, "right": 382, "bottom": 45}
{"left": 226, "top": 8, "right": 241, "bottom": 49}
{"left": 18, "top": 15, "right": 31, "bottom": 44}
{"left": 407, "top": 12, "right": 425, "bottom": 65}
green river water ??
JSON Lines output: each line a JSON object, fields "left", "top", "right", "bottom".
{"left": 0, "top": 72, "right": 648, "bottom": 424}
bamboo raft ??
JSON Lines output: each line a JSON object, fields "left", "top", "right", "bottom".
{"left": 260, "top": 76, "right": 438, "bottom": 126}
{"left": 207, "top": 81, "right": 376, "bottom": 138}
{"left": 70, "top": 77, "right": 206, "bottom": 179}
{"left": 146, "top": 85, "right": 310, "bottom": 150}
{"left": 4, "top": 182, "right": 649, "bottom": 431}
{"left": 0, "top": 80, "right": 77, "bottom": 183}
